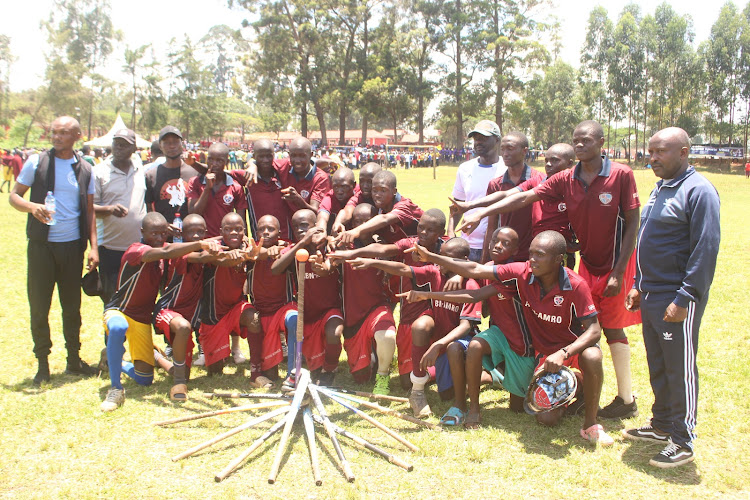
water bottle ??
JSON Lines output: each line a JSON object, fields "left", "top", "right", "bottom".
{"left": 173, "top": 213, "right": 183, "bottom": 243}
{"left": 44, "top": 191, "right": 56, "bottom": 226}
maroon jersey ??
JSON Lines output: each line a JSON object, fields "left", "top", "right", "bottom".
{"left": 515, "top": 174, "right": 574, "bottom": 242}
{"left": 487, "top": 281, "right": 533, "bottom": 357}
{"left": 233, "top": 170, "right": 292, "bottom": 241}
{"left": 105, "top": 242, "right": 162, "bottom": 324}
{"left": 345, "top": 189, "right": 373, "bottom": 208}
{"left": 377, "top": 193, "right": 423, "bottom": 243}
{"left": 486, "top": 164, "right": 544, "bottom": 262}
{"left": 154, "top": 254, "right": 203, "bottom": 330}
{"left": 341, "top": 262, "right": 390, "bottom": 327}
{"left": 492, "top": 262, "right": 598, "bottom": 355}
{"left": 187, "top": 174, "right": 248, "bottom": 237}
{"left": 248, "top": 258, "right": 295, "bottom": 315}
{"left": 413, "top": 265, "right": 482, "bottom": 338}
{"left": 533, "top": 158, "right": 640, "bottom": 275}
{"left": 201, "top": 262, "right": 248, "bottom": 325}
{"left": 274, "top": 159, "right": 331, "bottom": 207}
{"left": 280, "top": 246, "right": 341, "bottom": 322}
{"left": 393, "top": 237, "right": 442, "bottom": 324}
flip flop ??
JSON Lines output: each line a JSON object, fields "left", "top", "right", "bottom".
{"left": 169, "top": 383, "right": 188, "bottom": 403}
{"left": 440, "top": 406, "right": 467, "bottom": 426}
{"left": 464, "top": 411, "right": 482, "bottom": 430}
{"left": 251, "top": 375, "right": 274, "bottom": 389}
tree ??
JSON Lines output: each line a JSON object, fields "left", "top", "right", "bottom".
{"left": 580, "top": 6, "right": 613, "bottom": 123}
{"left": 122, "top": 44, "right": 148, "bottom": 131}
{"left": 0, "top": 35, "right": 13, "bottom": 126}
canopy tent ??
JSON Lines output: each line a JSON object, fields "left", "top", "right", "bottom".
{"left": 84, "top": 115, "right": 152, "bottom": 149}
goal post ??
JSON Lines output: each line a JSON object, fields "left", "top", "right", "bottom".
{"left": 384, "top": 143, "right": 440, "bottom": 180}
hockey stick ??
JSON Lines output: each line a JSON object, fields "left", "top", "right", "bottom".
{"left": 203, "top": 392, "right": 291, "bottom": 400}
{"left": 294, "top": 259, "right": 305, "bottom": 384}
{"left": 326, "top": 389, "right": 441, "bottom": 431}
{"left": 308, "top": 384, "right": 355, "bottom": 482}
{"left": 302, "top": 407, "right": 322, "bottom": 486}
{"left": 320, "top": 386, "right": 409, "bottom": 403}
{"left": 214, "top": 415, "right": 287, "bottom": 482}
{"left": 152, "top": 400, "right": 289, "bottom": 426}
{"left": 268, "top": 369, "right": 311, "bottom": 484}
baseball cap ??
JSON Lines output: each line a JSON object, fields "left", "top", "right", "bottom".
{"left": 81, "top": 269, "right": 103, "bottom": 297}
{"left": 113, "top": 128, "right": 136, "bottom": 145}
{"left": 159, "top": 126, "right": 183, "bottom": 142}
{"left": 468, "top": 120, "right": 501, "bottom": 138}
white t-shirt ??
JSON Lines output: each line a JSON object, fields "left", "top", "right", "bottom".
{"left": 451, "top": 157, "right": 506, "bottom": 249}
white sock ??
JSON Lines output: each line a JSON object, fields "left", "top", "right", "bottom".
{"left": 410, "top": 372, "right": 429, "bottom": 391}
{"left": 231, "top": 335, "right": 241, "bottom": 352}
{"left": 610, "top": 342, "right": 633, "bottom": 404}
{"left": 374, "top": 329, "right": 396, "bottom": 376}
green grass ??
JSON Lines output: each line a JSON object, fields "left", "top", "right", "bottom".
{"left": 0, "top": 164, "right": 748, "bottom": 499}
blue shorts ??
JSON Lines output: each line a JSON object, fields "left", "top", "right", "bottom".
{"left": 432, "top": 335, "right": 472, "bottom": 393}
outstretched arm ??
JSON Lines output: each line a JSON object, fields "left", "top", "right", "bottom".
{"left": 142, "top": 239, "right": 225, "bottom": 263}
{"left": 457, "top": 189, "right": 539, "bottom": 235}
{"left": 327, "top": 243, "right": 400, "bottom": 262}
{"left": 335, "top": 212, "right": 400, "bottom": 246}
{"left": 407, "top": 244, "right": 496, "bottom": 280}
{"left": 396, "top": 284, "right": 497, "bottom": 305}
{"left": 347, "top": 257, "right": 411, "bottom": 278}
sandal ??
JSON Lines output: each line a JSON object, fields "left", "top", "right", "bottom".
{"left": 580, "top": 424, "right": 614, "bottom": 446}
{"left": 464, "top": 411, "right": 482, "bottom": 430}
{"left": 169, "top": 383, "right": 188, "bottom": 403}
{"left": 440, "top": 406, "right": 467, "bottom": 426}
{"left": 250, "top": 375, "right": 274, "bottom": 389}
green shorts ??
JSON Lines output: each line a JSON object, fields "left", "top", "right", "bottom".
{"left": 476, "top": 325, "right": 536, "bottom": 398}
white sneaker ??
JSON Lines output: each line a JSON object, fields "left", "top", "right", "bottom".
{"left": 100, "top": 388, "right": 125, "bottom": 412}
{"left": 232, "top": 349, "right": 247, "bottom": 364}
{"left": 193, "top": 345, "right": 205, "bottom": 366}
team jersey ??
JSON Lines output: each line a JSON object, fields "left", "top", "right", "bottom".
{"left": 154, "top": 254, "right": 203, "bottom": 330}
{"left": 187, "top": 174, "right": 248, "bottom": 236}
{"left": 280, "top": 246, "right": 342, "bottom": 322}
{"left": 200, "top": 261, "right": 248, "bottom": 326}
{"left": 515, "top": 174, "right": 574, "bottom": 242}
{"left": 486, "top": 164, "right": 544, "bottom": 262}
{"left": 486, "top": 281, "right": 534, "bottom": 357}
{"left": 231, "top": 170, "right": 292, "bottom": 241}
{"left": 412, "top": 265, "right": 482, "bottom": 338}
{"left": 393, "top": 237, "right": 443, "bottom": 324}
{"left": 340, "top": 261, "right": 390, "bottom": 327}
{"left": 492, "top": 262, "right": 598, "bottom": 355}
{"left": 345, "top": 189, "right": 374, "bottom": 208}
{"left": 377, "top": 193, "right": 423, "bottom": 243}
{"left": 274, "top": 159, "right": 331, "bottom": 207}
{"left": 247, "top": 258, "right": 295, "bottom": 315}
{"left": 533, "top": 158, "right": 640, "bottom": 276}
{"left": 105, "top": 242, "right": 163, "bottom": 324}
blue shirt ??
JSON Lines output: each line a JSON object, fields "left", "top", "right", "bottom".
{"left": 18, "top": 154, "right": 96, "bottom": 243}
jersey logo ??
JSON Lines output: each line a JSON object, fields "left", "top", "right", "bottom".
{"left": 67, "top": 171, "right": 78, "bottom": 187}
{"left": 300, "top": 189, "right": 310, "bottom": 199}
{"left": 587, "top": 304, "right": 596, "bottom": 312}
{"left": 553, "top": 295, "right": 564, "bottom": 306}
{"left": 163, "top": 178, "right": 187, "bottom": 207}
{"left": 223, "top": 193, "right": 234, "bottom": 205}
{"left": 496, "top": 292, "right": 506, "bottom": 300}
{"left": 599, "top": 192, "right": 613, "bottom": 205}
{"left": 557, "top": 202, "right": 567, "bottom": 212}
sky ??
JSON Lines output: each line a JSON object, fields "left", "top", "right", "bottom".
{"left": 3, "top": 0, "right": 725, "bottom": 93}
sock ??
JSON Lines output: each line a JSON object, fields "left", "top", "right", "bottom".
{"left": 231, "top": 334, "right": 241, "bottom": 352}
{"left": 121, "top": 361, "right": 153, "bottom": 386}
{"left": 374, "top": 329, "right": 396, "bottom": 375}
{"left": 173, "top": 360, "right": 187, "bottom": 385}
{"left": 247, "top": 328, "right": 263, "bottom": 380}
{"left": 609, "top": 339, "right": 633, "bottom": 404}
{"left": 285, "top": 312, "right": 298, "bottom": 375}
{"left": 410, "top": 372, "right": 430, "bottom": 391}
{"left": 105, "top": 315, "right": 128, "bottom": 390}
{"left": 324, "top": 341, "right": 342, "bottom": 373}
{"left": 412, "top": 344, "right": 429, "bottom": 378}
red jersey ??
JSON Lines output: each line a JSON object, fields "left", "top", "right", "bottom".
{"left": 377, "top": 194, "right": 423, "bottom": 243}
{"left": 486, "top": 164, "right": 544, "bottom": 262}
{"left": 486, "top": 281, "right": 533, "bottom": 357}
{"left": 412, "top": 265, "right": 482, "bottom": 338}
{"left": 515, "top": 174, "right": 574, "bottom": 242}
{"left": 393, "top": 237, "right": 442, "bottom": 324}
{"left": 280, "top": 246, "right": 341, "bottom": 322}
{"left": 274, "top": 159, "right": 331, "bottom": 207}
{"left": 154, "top": 254, "right": 203, "bottom": 329}
{"left": 187, "top": 174, "right": 248, "bottom": 237}
{"left": 200, "top": 262, "right": 248, "bottom": 325}
{"left": 533, "top": 158, "right": 640, "bottom": 275}
{"left": 492, "top": 262, "right": 598, "bottom": 355}
{"left": 230, "top": 170, "right": 292, "bottom": 240}
{"left": 340, "top": 262, "right": 390, "bottom": 327}
{"left": 345, "top": 189, "right": 374, "bottom": 208}
{"left": 247, "top": 258, "right": 295, "bottom": 315}
{"left": 105, "top": 242, "right": 162, "bottom": 324}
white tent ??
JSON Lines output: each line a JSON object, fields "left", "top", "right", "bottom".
{"left": 84, "top": 114, "right": 152, "bottom": 149}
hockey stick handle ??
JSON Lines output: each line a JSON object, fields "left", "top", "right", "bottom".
{"left": 152, "top": 400, "right": 289, "bottom": 426}
{"left": 214, "top": 417, "right": 287, "bottom": 482}
{"left": 302, "top": 407, "right": 323, "bottom": 486}
{"left": 326, "top": 389, "right": 441, "bottom": 431}
{"left": 308, "top": 385, "right": 355, "bottom": 482}
{"left": 268, "top": 370, "right": 311, "bottom": 484}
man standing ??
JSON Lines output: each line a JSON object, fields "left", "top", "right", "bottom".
{"left": 143, "top": 140, "right": 165, "bottom": 172}
{"left": 9, "top": 116, "right": 99, "bottom": 384}
{"left": 276, "top": 137, "right": 331, "bottom": 213}
{"left": 448, "top": 120, "right": 505, "bottom": 262}
{"left": 623, "top": 127, "right": 720, "bottom": 468}
{"left": 92, "top": 128, "right": 147, "bottom": 303}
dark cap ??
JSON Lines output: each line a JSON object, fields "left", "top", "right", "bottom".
{"left": 81, "top": 269, "right": 103, "bottom": 297}
{"left": 159, "top": 126, "right": 183, "bottom": 142}
{"left": 468, "top": 120, "right": 501, "bottom": 138}
{"left": 113, "top": 128, "right": 136, "bottom": 145}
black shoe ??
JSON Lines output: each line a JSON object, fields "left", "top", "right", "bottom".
{"left": 649, "top": 442, "right": 694, "bottom": 468}
{"left": 598, "top": 395, "right": 638, "bottom": 419}
{"left": 622, "top": 422, "right": 670, "bottom": 443}
{"left": 65, "top": 358, "right": 97, "bottom": 377}
{"left": 33, "top": 358, "right": 50, "bottom": 386}
{"left": 566, "top": 396, "right": 585, "bottom": 416}
{"left": 316, "top": 370, "right": 335, "bottom": 387}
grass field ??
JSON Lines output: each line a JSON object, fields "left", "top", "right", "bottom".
{"left": 0, "top": 163, "right": 748, "bottom": 499}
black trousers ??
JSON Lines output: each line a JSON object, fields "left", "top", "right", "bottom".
{"left": 27, "top": 239, "right": 84, "bottom": 360}
{"left": 98, "top": 246, "right": 125, "bottom": 305}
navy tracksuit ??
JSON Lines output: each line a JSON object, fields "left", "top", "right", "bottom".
{"left": 635, "top": 165, "right": 720, "bottom": 450}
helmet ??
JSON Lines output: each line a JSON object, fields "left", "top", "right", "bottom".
{"left": 524, "top": 366, "right": 578, "bottom": 414}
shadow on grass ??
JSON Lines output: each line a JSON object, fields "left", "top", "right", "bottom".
{"left": 620, "top": 442, "right": 702, "bottom": 485}
{"left": 1, "top": 371, "right": 102, "bottom": 393}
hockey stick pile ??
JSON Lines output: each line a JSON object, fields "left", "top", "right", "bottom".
{"left": 154, "top": 368, "right": 441, "bottom": 485}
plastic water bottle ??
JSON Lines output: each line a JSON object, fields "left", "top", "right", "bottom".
{"left": 45, "top": 191, "right": 56, "bottom": 226}
{"left": 173, "top": 213, "right": 183, "bottom": 243}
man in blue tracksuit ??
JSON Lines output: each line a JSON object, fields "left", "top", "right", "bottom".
{"left": 622, "top": 127, "right": 720, "bottom": 468}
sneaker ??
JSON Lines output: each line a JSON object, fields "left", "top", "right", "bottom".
{"left": 580, "top": 424, "right": 615, "bottom": 446}
{"left": 622, "top": 423, "right": 670, "bottom": 443}
{"left": 165, "top": 345, "right": 173, "bottom": 360}
{"left": 232, "top": 349, "right": 248, "bottom": 364}
{"left": 409, "top": 389, "right": 432, "bottom": 418}
{"left": 317, "top": 370, "right": 335, "bottom": 387}
{"left": 282, "top": 371, "right": 297, "bottom": 391}
{"left": 65, "top": 358, "right": 97, "bottom": 377}
{"left": 566, "top": 396, "right": 586, "bottom": 416}
{"left": 100, "top": 388, "right": 125, "bottom": 412}
{"left": 33, "top": 359, "right": 51, "bottom": 386}
{"left": 649, "top": 442, "right": 694, "bottom": 468}
{"left": 193, "top": 345, "right": 205, "bottom": 366}
{"left": 372, "top": 373, "right": 390, "bottom": 396}
{"left": 598, "top": 395, "right": 638, "bottom": 419}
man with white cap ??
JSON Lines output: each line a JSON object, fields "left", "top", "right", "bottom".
{"left": 448, "top": 120, "right": 506, "bottom": 262}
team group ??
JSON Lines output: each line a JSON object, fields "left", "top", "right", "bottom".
{"left": 10, "top": 116, "right": 719, "bottom": 470}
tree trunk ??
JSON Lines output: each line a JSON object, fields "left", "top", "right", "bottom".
{"left": 360, "top": 14, "right": 369, "bottom": 147}
{"left": 313, "top": 98, "right": 327, "bottom": 146}
{"left": 131, "top": 70, "right": 137, "bottom": 131}
{"left": 360, "top": 115, "right": 368, "bottom": 147}
{"left": 417, "top": 65, "right": 425, "bottom": 145}
{"left": 454, "top": 0, "right": 463, "bottom": 149}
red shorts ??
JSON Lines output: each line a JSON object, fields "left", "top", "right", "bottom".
{"left": 154, "top": 309, "right": 194, "bottom": 367}
{"left": 578, "top": 254, "right": 641, "bottom": 329}
{"left": 199, "top": 302, "right": 255, "bottom": 366}
{"left": 535, "top": 352, "right": 582, "bottom": 374}
{"left": 259, "top": 303, "right": 297, "bottom": 371}
{"left": 396, "top": 312, "right": 433, "bottom": 375}
{"left": 302, "top": 309, "right": 343, "bottom": 371}
{"left": 343, "top": 306, "right": 395, "bottom": 374}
